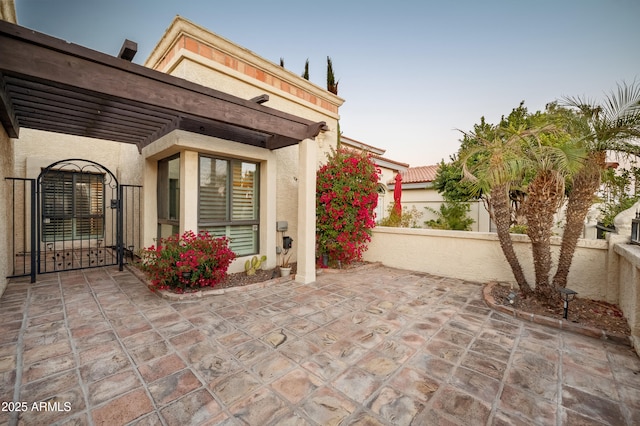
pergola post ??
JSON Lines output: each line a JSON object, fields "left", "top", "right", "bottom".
{"left": 296, "top": 139, "right": 316, "bottom": 284}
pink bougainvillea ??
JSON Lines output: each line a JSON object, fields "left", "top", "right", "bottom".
{"left": 316, "top": 148, "right": 380, "bottom": 266}
{"left": 139, "top": 230, "right": 235, "bottom": 293}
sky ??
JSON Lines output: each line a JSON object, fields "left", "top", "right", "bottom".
{"left": 13, "top": 0, "right": 640, "bottom": 167}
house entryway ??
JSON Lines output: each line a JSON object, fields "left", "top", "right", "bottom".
{"left": 5, "top": 159, "right": 142, "bottom": 282}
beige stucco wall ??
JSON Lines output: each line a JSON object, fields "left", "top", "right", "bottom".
{"left": 0, "top": 0, "right": 16, "bottom": 295}
{"left": 146, "top": 17, "right": 342, "bottom": 117}
{"left": 364, "top": 227, "right": 609, "bottom": 299}
{"left": 613, "top": 243, "right": 640, "bottom": 350}
{"left": 0, "top": 0, "right": 16, "bottom": 23}
{"left": 0, "top": 124, "right": 14, "bottom": 295}
{"left": 12, "top": 129, "right": 142, "bottom": 183}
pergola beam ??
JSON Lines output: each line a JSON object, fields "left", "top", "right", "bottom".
{"left": 0, "top": 20, "right": 325, "bottom": 150}
{"left": 0, "top": 72, "right": 18, "bottom": 138}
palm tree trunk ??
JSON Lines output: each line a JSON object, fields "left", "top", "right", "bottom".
{"left": 491, "top": 184, "right": 532, "bottom": 295}
{"left": 525, "top": 172, "right": 564, "bottom": 302}
{"left": 527, "top": 209, "right": 553, "bottom": 293}
{"left": 552, "top": 151, "right": 605, "bottom": 289}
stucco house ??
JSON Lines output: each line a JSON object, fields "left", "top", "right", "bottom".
{"left": 0, "top": 9, "right": 344, "bottom": 295}
{"left": 339, "top": 136, "right": 408, "bottom": 222}
{"left": 389, "top": 165, "right": 492, "bottom": 232}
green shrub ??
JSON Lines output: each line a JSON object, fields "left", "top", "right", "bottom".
{"left": 509, "top": 224, "right": 528, "bottom": 234}
{"left": 379, "top": 204, "right": 423, "bottom": 228}
{"left": 425, "top": 201, "right": 474, "bottom": 231}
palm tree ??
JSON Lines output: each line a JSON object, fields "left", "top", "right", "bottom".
{"left": 460, "top": 126, "right": 533, "bottom": 295}
{"left": 462, "top": 121, "right": 585, "bottom": 300}
{"left": 553, "top": 81, "right": 640, "bottom": 289}
{"left": 520, "top": 131, "right": 585, "bottom": 301}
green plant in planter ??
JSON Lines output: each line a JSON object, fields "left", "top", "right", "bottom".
{"left": 245, "top": 255, "right": 267, "bottom": 275}
{"left": 280, "top": 252, "right": 292, "bottom": 268}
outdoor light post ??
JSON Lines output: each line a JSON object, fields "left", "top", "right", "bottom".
{"left": 558, "top": 288, "right": 577, "bottom": 320}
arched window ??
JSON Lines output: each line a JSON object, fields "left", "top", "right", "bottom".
{"left": 376, "top": 184, "right": 386, "bottom": 223}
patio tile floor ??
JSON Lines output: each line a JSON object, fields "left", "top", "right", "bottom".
{"left": 0, "top": 265, "right": 638, "bottom": 425}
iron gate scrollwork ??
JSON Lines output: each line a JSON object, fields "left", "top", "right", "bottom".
{"left": 6, "top": 159, "right": 143, "bottom": 280}
{"left": 37, "top": 159, "right": 121, "bottom": 273}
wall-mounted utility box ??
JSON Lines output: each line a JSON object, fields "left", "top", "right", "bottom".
{"left": 276, "top": 221, "right": 288, "bottom": 232}
{"left": 283, "top": 236, "right": 293, "bottom": 250}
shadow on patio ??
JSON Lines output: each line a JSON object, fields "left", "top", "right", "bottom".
{"left": 1, "top": 265, "right": 639, "bottom": 425}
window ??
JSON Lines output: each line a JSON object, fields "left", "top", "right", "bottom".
{"left": 41, "top": 171, "right": 105, "bottom": 241}
{"left": 376, "top": 184, "right": 386, "bottom": 223}
{"left": 157, "top": 156, "right": 180, "bottom": 240}
{"left": 199, "top": 156, "right": 259, "bottom": 256}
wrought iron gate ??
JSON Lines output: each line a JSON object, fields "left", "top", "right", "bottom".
{"left": 6, "top": 159, "right": 143, "bottom": 280}
{"left": 5, "top": 177, "right": 36, "bottom": 282}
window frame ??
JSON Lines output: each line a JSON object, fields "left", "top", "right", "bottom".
{"left": 198, "top": 154, "right": 260, "bottom": 256}
{"left": 157, "top": 155, "right": 181, "bottom": 240}
{"left": 41, "top": 170, "right": 106, "bottom": 242}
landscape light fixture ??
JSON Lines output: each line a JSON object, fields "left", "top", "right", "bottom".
{"left": 507, "top": 291, "right": 517, "bottom": 305}
{"left": 558, "top": 287, "right": 577, "bottom": 320}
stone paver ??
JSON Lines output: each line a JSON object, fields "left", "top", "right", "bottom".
{"left": 0, "top": 265, "right": 638, "bottom": 425}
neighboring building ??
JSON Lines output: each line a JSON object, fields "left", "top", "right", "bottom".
{"left": 389, "top": 165, "right": 493, "bottom": 232}
{"left": 0, "top": 11, "right": 343, "bottom": 294}
{"left": 340, "top": 136, "right": 408, "bottom": 222}
{"left": 336, "top": 139, "right": 492, "bottom": 231}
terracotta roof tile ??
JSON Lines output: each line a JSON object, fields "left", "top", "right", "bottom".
{"left": 389, "top": 165, "right": 439, "bottom": 184}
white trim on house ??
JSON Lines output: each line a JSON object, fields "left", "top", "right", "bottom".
{"left": 374, "top": 157, "right": 409, "bottom": 172}
{"left": 340, "top": 136, "right": 386, "bottom": 156}
{"left": 397, "top": 182, "right": 434, "bottom": 190}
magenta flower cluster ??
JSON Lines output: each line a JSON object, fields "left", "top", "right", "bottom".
{"left": 316, "top": 148, "right": 380, "bottom": 266}
{"left": 139, "top": 230, "right": 236, "bottom": 293}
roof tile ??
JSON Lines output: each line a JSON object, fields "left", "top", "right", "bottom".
{"left": 389, "top": 165, "right": 439, "bottom": 184}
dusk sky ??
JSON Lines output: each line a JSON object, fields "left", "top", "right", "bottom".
{"left": 14, "top": 0, "right": 640, "bottom": 167}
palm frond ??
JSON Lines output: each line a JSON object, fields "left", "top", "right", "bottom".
{"left": 561, "top": 80, "right": 640, "bottom": 154}
{"left": 601, "top": 80, "right": 640, "bottom": 122}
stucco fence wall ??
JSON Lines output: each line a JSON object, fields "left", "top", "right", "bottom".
{"left": 364, "top": 227, "right": 608, "bottom": 296}
{"left": 613, "top": 243, "right": 640, "bottom": 349}
{"left": 363, "top": 227, "right": 640, "bottom": 350}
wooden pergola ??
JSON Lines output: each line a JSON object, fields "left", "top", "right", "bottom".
{"left": 0, "top": 20, "right": 326, "bottom": 152}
